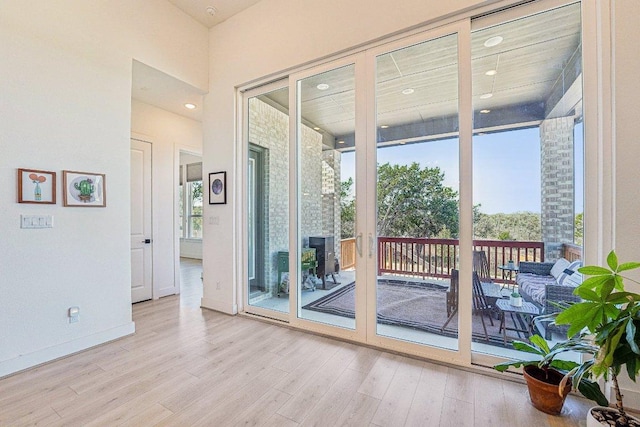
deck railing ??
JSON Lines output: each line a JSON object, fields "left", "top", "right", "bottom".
{"left": 375, "top": 237, "right": 545, "bottom": 284}
{"left": 340, "top": 238, "right": 357, "bottom": 270}
{"left": 562, "top": 243, "right": 582, "bottom": 262}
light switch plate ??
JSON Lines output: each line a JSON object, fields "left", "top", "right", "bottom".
{"left": 21, "top": 215, "right": 53, "bottom": 229}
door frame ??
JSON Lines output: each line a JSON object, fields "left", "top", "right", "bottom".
{"left": 174, "top": 144, "right": 203, "bottom": 298}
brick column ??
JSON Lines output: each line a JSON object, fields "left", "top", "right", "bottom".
{"left": 540, "top": 116, "right": 575, "bottom": 261}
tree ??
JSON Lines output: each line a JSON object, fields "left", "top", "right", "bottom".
{"left": 376, "top": 162, "right": 459, "bottom": 238}
{"left": 340, "top": 177, "right": 355, "bottom": 239}
{"left": 574, "top": 212, "right": 583, "bottom": 246}
{"left": 473, "top": 211, "right": 541, "bottom": 241}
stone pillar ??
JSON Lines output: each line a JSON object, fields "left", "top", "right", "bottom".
{"left": 540, "top": 116, "right": 575, "bottom": 261}
{"left": 321, "top": 150, "right": 342, "bottom": 264}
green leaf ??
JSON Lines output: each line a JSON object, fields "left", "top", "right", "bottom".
{"left": 614, "top": 275, "right": 625, "bottom": 291}
{"left": 493, "top": 360, "right": 538, "bottom": 372}
{"left": 626, "top": 319, "right": 640, "bottom": 355}
{"left": 574, "top": 286, "right": 600, "bottom": 301}
{"left": 548, "top": 359, "right": 580, "bottom": 372}
{"left": 577, "top": 379, "right": 609, "bottom": 407}
{"left": 578, "top": 275, "right": 613, "bottom": 291}
{"left": 529, "top": 334, "right": 550, "bottom": 354}
{"left": 511, "top": 340, "right": 545, "bottom": 356}
{"left": 606, "top": 292, "right": 640, "bottom": 304}
{"left": 618, "top": 262, "right": 640, "bottom": 272}
{"left": 601, "top": 278, "right": 617, "bottom": 299}
{"left": 607, "top": 251, "right": 619, "bottom": 271}
{"left": 579, "top": 266, "right": 613, "bottom": 276}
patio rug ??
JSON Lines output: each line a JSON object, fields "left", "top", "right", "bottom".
{"left": 302, "top": 279, "right": 522, "bottom": 346}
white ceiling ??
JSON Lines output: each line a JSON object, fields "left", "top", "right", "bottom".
{"left": 133, "top": 1, "right": 581, "bottom": 138}
{"left": 168, "top": 0, "right": 263, "bottom": 28}
{"left": 131, "top": 60, "right": 205, "bottom": 121}
{"left": 131, "top": 1, "right": 262, "bottom": 120}
{"left": 262, "top": 3, "right": 581, "bottom": 145}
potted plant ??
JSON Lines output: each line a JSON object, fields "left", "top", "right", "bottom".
{"left": 549, "top": 251, "right": 640, "bottom": 426}
{"left": 493, "top": 334, "right": 607, "bottom": 415}
{"left": 510, "top": 291, "right": 523, "bottom": 307}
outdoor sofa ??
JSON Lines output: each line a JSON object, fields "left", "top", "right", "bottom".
{"left": 516, "top": 258, "right": 582, "bottom": 339}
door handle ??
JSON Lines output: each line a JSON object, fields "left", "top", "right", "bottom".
{"left": 355, "top": 233, "right": 363, "bottom": 257}
{"left": 142, "top": 239, "right": 152, "bottom": 244}
{"left": 368, "top": 233, "right": 374, "bottom": 258}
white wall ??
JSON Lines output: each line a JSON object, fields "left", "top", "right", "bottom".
{"left": 612, "top": 0, "right": 640, "bottom": 409}
{"left": 131, "top": 100, "right": 204, "bottom": 291}
{"left": 0, "top": 2, "right": 208, "bottom": 376}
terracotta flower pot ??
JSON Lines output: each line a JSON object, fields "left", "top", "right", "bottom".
{"left": 523, "top": 365, "right": 571, "bottom": 415}
{"left": 587, "top": 406, "right": 640, "bottom": 427}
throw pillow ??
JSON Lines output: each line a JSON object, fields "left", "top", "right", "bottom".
{"left": 550, "top": 258, "right": 571, "bottom": 279}
{"left": 557, "top": 260, "right": 582, "bottom": 285}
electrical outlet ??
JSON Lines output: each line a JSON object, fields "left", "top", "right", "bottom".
{"left": 68, "top": 306, "right": 79, "bottom": 323}
{"left": 216, "top": 281, "right": 221, "bottom": 290}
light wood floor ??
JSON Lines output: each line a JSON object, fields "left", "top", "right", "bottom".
{"left": 0, "top": 258, "right": 594, "bottom": 426}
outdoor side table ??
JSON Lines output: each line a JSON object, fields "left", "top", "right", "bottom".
{"left": 498, "top": 264, "right": 519, "bottom": 291}
{"left": 495, "top": 298, "right": 539, "bottom": 344}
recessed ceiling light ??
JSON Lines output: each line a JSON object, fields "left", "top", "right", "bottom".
{"left": 337, "top": 140, "right": 345, "bottom": 144}
{"left": 380, "top": 125, "right": 389, "bottom": 129}
{"left": 184, "top": 103, "right": 197, "bottom": 109}
{"left": 402, "top": 88, "right": 415, "bottom": 95}
{"left": 485, "top": 70, "right": 497, "bottom": 76}
{"left": 313, "top": 127, "right": 321, "bottom": 131}
{"left": 480, "top": 109, "right": 491, "bottom": 114}
{"left": 484, "top": 36, "right": 503, "bottom": 47}
{"left": 480, "top": 93, "right": 493, "bottom": 99}
{"left": 317, "top": 83, "right": 330, "bottom": 90}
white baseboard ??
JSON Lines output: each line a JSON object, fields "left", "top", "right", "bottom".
{"left": 0, "top": 322, "right": 135, "bottom": 378}
{"left": 201, "top": 297, "right": 238, "bottom": 315}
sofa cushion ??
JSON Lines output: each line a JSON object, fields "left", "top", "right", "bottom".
{"left": 557, "top": 260, "right": 582, "bottom": 285}
{"left": 516, "top": 273, "right": 555, "bottom": 306}
{"left": 550, "top": 258, "right": 571, "bottom": 279}
{"left": 563, "top": 271, "right": 583, "bottom": 287}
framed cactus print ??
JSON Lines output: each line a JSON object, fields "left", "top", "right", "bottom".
{"left": 17, "top": 168, "right": 56, "bottom": 204}
{"left": 209, "top": 171, "right": 226, "bottom": 205}
{"left": 63, "top": 170, "right": 106, "bottom": 207}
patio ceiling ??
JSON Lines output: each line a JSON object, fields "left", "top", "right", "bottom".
{"left": 263, "top": 3, "right": 581, "bottom": 149}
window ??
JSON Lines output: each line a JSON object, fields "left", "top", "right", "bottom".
{"left": 180, "top": 162, "right": 203, "bottom": 239}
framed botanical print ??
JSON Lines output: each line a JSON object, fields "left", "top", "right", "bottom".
{"left": 63, "top": 170, "right": 106, "bottom": 207}
{"left": 17, "top": 168, "right": 56, "bottom": 204}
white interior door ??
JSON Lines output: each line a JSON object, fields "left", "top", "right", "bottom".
{"left": 131, "top": 139, "right": 153, "bottom": 303}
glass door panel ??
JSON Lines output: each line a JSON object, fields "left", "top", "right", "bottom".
{"left": 246, "top": 86, "right": 290, "bottom": 314}
{"left": 374, "top": 34, "right": 460, "bottom": 350}
{"left": 296, "top": 64, "right": 357, "bottom": 329}
{"left": 470, "top": 3, "right": 583, "bottom": 359}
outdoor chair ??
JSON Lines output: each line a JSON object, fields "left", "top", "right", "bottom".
{"left": 472, "top": 271, "right": 494, "bottom": 341}
{"left": 473, "top": 250, "right": 492, "bottom": 283}
{"left": 441, "top": 269, "right": 459, "bottom": 331}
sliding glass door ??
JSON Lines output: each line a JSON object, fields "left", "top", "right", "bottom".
{"left": 242, "top": 0, "right": 587, "bottom": 365}
{"left": 294, "top": 61, "right": 359, "bottom": 330}
{"left": 372, "top": 32, "right": 462, "bottom": 351}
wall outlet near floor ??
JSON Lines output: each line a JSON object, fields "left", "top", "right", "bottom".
{"left": 68, "top": 306, "right": 80, "bottom": 323}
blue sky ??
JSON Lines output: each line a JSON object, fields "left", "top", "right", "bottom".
{"left": 340, "top": 125, "right": 584, "bottom": 215}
